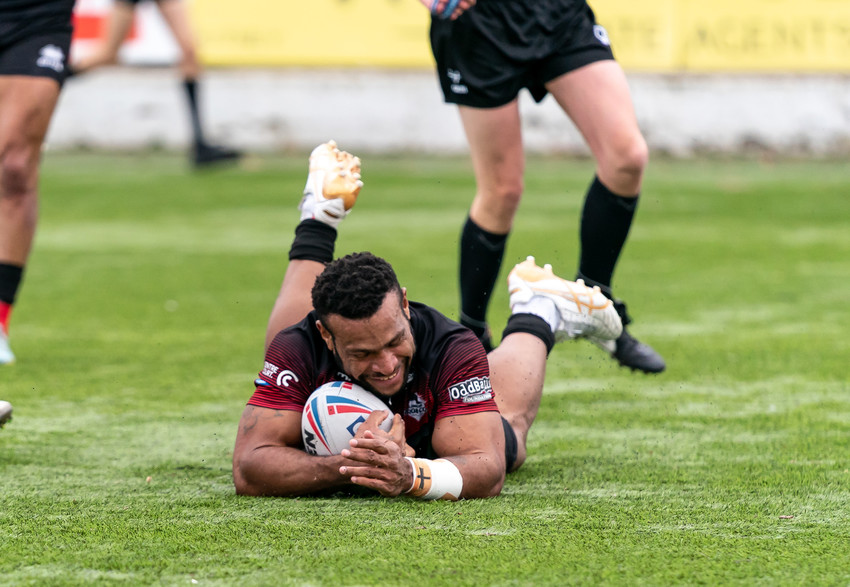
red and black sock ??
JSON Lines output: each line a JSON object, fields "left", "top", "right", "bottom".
{"left": 0, "top": 263, "right": 23, "bottom": 334}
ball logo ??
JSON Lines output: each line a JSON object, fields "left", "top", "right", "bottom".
{"left": 303, "top": 393, "right": 375, "bottom": 454}
{"left": 345, "top": 416, "right": 367, "bottom": 437}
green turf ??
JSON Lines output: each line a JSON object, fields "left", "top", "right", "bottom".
{"left": 1, "top": 152, "right": 849, "bottom": 585}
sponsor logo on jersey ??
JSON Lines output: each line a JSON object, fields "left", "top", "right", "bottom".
{"left": 593, "top": 25, "right": 611, "bottom": 47}
{"left": 276, "top": 369, "right": 299, "bottom": 387}
{"left": 447, "top": 68, "right": 469, "bottom": 95}
{"left": 37, "top": 45, "right": 66, "bottom": 73}
{"left": 261, "top": 362, "right": 279, "bottom": 378}
{"left": 259, "top": 362, "right": 299, "bottom": 387}
{"left": 406, "top": 393, "right": 427, "bottom": 421}
{"left": 448, "top": 376, "right": 493, "bottom": 403}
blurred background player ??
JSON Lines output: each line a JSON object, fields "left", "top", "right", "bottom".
{"left": 0, "top": 0, "right": 76, "bottom": 365}
{"left": 0, "top": 400, "right": 11, "bottom": 428}
{"left": 70, "top": 0, "right": 241, "bottom": 168}
{"left": 423, "top": 0, "right": 666, "bottom": 373}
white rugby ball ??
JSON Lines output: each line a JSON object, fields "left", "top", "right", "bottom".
{"left": 301, "top": 381, "right": 392, "bottom": 456}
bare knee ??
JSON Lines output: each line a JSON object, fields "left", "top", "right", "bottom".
{"left": 76, "top": 50, "right": 120, "bottom": 72}
{"left": 598, "top": 134, "right": 649, "bottom": 195}
{"left": 495, "top": 177, "right": 524, "bottom": 214}
{"left": 472, "top": 177, "right": 524, "bottom": 230}
{"left": 1, "top": 150, "right": 37, "bottom": 202}
{"left": 98, "top": 52, "right": 120, "bottom": 67}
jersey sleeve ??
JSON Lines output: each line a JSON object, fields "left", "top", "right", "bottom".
{"left": 431, "top": 329, "right": 499, "bottom": 420}
{"left": 246, "top": 328, "right": 317, "bottom": 412}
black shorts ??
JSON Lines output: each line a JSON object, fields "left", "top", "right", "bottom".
{"left": 430, "top": 0, "right": 615, "bottom": 108}
{"left": 0, "top": 16, "right": 72, "bottom": 85}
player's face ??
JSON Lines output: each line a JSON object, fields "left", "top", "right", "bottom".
{"left": 318, "top": 289, "right": 416, "bottom": 397}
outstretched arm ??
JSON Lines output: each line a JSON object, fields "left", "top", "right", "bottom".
{"left": 233, "top": 405, "right": 351, "bottom": 496}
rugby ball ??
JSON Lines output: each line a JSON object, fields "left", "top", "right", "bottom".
{"left": 301, "top": 381, "right": 392, "bottom": 456}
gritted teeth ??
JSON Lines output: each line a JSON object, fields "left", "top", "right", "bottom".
{"left": 372, "top": 367, "right": 400, "bottom": 381}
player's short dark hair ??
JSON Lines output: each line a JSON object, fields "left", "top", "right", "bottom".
{"left": 311, "top": 252, "right": 402, "bottom": 323}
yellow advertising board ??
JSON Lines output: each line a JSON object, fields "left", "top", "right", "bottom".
{"left": 192, "top": 0, "right": 434, "bottom": 67}
{"left": 589, "top": 0, "right": 680, "bottom": 71}
{"left": 592, "top": 0, "right": 850, "bottom": 72}
{"left": 192, "top": 0, "right": 850, "bottom": 72}
{"left": 678, "top": 0, "right": 850, "bottom": 72}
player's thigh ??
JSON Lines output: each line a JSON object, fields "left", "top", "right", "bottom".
{"left": 156, "top": 0, "right": 200, "bottom": 69}
{"left": 0, "top": 76, "right": 61, "bottom": 163}
{"left": 458, "top": 102, "right": 525, "bottom": 198}
{"left": 546, "top": 60, "right": 644, "bottom": 164}
{"left": 97, "top": 1, "right": 137, "bottom": 58}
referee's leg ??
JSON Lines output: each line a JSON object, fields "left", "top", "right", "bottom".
{"left": 547, "top": 60, "right": 648, "bottom": 197}
{"left": 456, "top": 102, "right": 525, "bottom": 348}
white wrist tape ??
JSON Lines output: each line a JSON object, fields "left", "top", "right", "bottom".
{"left": 405, "top": 457, "right": 463, "bottom": 501}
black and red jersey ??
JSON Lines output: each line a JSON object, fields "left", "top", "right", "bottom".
{"left": 247, "top": 301, "right": 498, "bottom": 458}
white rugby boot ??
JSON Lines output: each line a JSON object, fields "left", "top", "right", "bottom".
{"left": 299, "top": 140, "right": 363, "bottom": 228}
{"left": 0, "top": 400, "right": 12, "bottom": 428}
{"left": 0, "top": 331, "right": 14, "bottom": 365}
{"left": 508, "top": 256, "right": 622, "bottom": 342}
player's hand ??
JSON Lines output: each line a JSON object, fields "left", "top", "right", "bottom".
{"left": 355, "top": 411, "right": 415, "bottom": 457}
{"left": 354, "top": 410, "right": 391, "bottom": 439}
{"left": 339, "top": 430, "right": 413, "bottom": 497}
{"left": 419, "top": 0, "right": 476, "bottom": 21}
{"left": 388, "top": 413, "right": 416, "bottom": 457}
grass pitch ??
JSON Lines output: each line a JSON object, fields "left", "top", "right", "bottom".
{"left": 1, "top": 152, "right": 849, "bottom": 585}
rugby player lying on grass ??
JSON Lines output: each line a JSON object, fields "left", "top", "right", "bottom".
{"left": 232, "top": 142, "right": 621, "bottom": 500}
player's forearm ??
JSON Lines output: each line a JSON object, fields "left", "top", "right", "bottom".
{"left": 445, "top": 453, "right": 505, "bottom": 499}
{"left": 233, "top": 446, "right": 350, "bottom": 497}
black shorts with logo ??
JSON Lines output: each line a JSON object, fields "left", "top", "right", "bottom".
{"left": 0, "top": 3, "right": 74, "bottom": 85}
{"left": 430, "top": 0, "right": 615, "bottom": 108}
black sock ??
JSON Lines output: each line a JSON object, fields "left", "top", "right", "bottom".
{"left": 459, "top": 217, "right": 508, "bottom": 334}
{"left": 289, "top": 220, "right": 337, "bottom": 263}
{"left": 0, "top": 263, "right": 24, "bottom": 305}
{"left": 183, "top": 79, "right": 205, "bottom": 147}
{"left": 501, "top": 313, "right": 555, "bottom": 356}
{"left": 577, "top": 176, "right": 638, "bottom": 290}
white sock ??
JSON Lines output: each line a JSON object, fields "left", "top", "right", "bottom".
{"left": 511, "top": 296, "right": 559, "bottom": 333}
